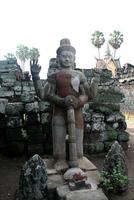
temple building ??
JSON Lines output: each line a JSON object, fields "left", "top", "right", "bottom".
{"left": 96, "top": 44, "right": 121, "bottom": 77}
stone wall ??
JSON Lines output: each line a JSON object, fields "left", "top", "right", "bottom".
{"left": 82, "top": 68, "right": 129, "bottom": 154}
{"left": 0, "top": 61, "right": 129, "bottom": 156}
{"left": 0, "top": 60, "right": 52, "bottom": 156}
{"left": 117, "top": 64, "right": 134, "bottom": 119}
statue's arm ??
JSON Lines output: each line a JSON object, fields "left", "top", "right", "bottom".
{"left": 79, "top": 70, "right": 100, "bottom": 102}
{"left": 32, "top": 78, "right": 46, "bottom": 100}
{"left": 30, "top": 59, "right": 46, "bottom": 100}
{"left": 45, "top": 79, "right": 65, "bottom": 106}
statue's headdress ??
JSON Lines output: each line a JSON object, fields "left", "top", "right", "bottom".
{"left": 56, "top": 38, "right": 76, "bottom": 56}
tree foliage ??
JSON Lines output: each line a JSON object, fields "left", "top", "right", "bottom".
{"left": 4, "top": 53, "right": 16, "bottom": 61}
{"left": 108, "top": 30, "right": 123, "bottom": 57}
{"left": 16, "top": 44, "right": 29, "bottom": 71}
{"left": 29, "top": 48, "right": 40, "bottom": 60}
{"left": 91, "top": 31, "right": 105, "bottom": 58}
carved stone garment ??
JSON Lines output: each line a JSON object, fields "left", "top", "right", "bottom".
{"left": 56, "top": 70, "right": 80, "bottom": 97}
{"left": 50, "top": 69, "right": 86, "bottom": 129}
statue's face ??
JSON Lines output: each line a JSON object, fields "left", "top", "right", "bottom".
{"left": 59, "top": 50, "right": 75, "bottom": 68}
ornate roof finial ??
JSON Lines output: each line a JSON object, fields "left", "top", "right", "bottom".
{"left": 104, "top": 43, "right": 112, "bottom": 59}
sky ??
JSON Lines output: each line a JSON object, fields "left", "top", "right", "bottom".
{"left": 0, "top": 0, "right": 134, "bottom": 78}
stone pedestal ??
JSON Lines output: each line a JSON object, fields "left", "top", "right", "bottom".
{"left": 44, "top": 157, "right": 108, "bottom": 200}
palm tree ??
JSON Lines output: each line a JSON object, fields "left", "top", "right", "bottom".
{"left": 108, "top": 30, "right": 123, "bottom": 58}
{"left": 91, "top": 31, "right": 105, "bottom": 59}
{"left": 4, "top": 53, "right": 16, "bottom": 61}
{"left": 16, "top": 44, "right": 29, "bottom": 71}
{"left": 29, "top": 47, "right": 40, "bottom": 61}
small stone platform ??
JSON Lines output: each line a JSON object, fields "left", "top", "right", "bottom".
{"left": 43, "top": 157, "right": 108, "bottom": 200}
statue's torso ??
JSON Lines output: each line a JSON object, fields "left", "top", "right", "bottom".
{"left": 52, "top": 69, "right": 84, "bottom": 129}
{"left": 56, "top": 69, "right": 82, "bottom": 97}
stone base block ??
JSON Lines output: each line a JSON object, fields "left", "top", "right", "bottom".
{"left": 45, "top": 157, "right": 107, "bottom": 200}
{"left": 65, "top": 189, "right": 108, "bottom": 200}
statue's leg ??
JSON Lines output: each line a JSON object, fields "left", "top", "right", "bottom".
{"left": 75, "top": 128, "right": 83, "bottom": 158}
{"left": 52, "top": 115, "right": 66, "bottom": 160}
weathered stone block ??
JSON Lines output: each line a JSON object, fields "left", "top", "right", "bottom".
{"left": 14, "top": 85, "right": 22, "bottom": 95}
{"left": 2, "top": 78, "right": 15, "bottom": 87}
{"left": 0, "top": 72, "right": 16, "bottom": 80}
{"left": 25, "top": 101, "right": 39, "bottom": 113}
{"left": 66, "top": 189, "right": 108, "bottom": 200}
{"left": 89, "top": 102, "right": 120, "bottom": 112}
{"left": 94, "top": 88, "right": 124, "bottom": 104}
{"left": 21, "top": 93, "right": 35, "bottom": 103}
{"left": 89, "top": 142, "right": 104, "bottom": 154}
{"left": 6, "top": 116, "right": 23, "bottom": 128}
{"left": 22, "top": 85, "right": 31, "bottom": 93}
{"left": 0, "top": 88, "right": 14, "bottom": 98}
{"left": 91, "top": 122, "right": 106, "bottom": 132}
{"left": 5, "top": 102, "right": 24, "bottom": 115}
{"left": 118, "top": 131, "right": 129, "bottom": 142}
{"left": 100, "top": 130, "right": 118, "bottom": 142}
{"left": 0, "top": 60, "right": 20, "bottom": 73}
{"left": 25, "top": 113, "right": 40, "bottom": 125}
{"left": 92, "top": 113, "right": 105, "bottom": 122}
{"left": 0, "top": 98, "right": 8, "bottom": 114}
{"left": 41, "top": 113, "right": 51, "bottom": 124}
{"left": 106, "top": 112, "right": 125, "bottom": 122}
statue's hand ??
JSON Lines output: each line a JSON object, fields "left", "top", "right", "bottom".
{"left": 30, "top": 59, "right": 41, "bottom": 76}
{"left": 64, "top": 95, "right": 79, "bottom": 109}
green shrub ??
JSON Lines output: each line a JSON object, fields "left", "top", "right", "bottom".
{"left": 100, "top": 162, "right": 129, "bottom": 193}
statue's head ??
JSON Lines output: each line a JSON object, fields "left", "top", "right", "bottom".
{"left": 47, "top": 58, "right": 59, "bottom": 77}
{"left": 56, "top": 38, "right": 76, "bottom": 68}
{"left": 49, "top": 58, "right": 57, "bottom": 69}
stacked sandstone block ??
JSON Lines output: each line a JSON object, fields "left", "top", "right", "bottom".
{"left": 82, "top": 68, "right": 129, "bottom": 154}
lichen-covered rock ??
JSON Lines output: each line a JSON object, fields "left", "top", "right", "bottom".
{"left": 0, "top": 88, "right": 14, "bottom": 98}
{"left": 6, "top": 102, "right": 24, "bottom": 115}
{"left": 92, "top": 113, "right": 105, "bottom": 122}
{"left": 92, "top": 122, "right": 106, "bottom": 132}
{"left": 103, "top": 141, "right": 128, "bottom": 175}
{"left": 6, "top": 116, "right": 23, "bottom": 128}
{"left": 106, "top": 112, "right": 125, "bottom": 122}
{"left": 89, "top": 142, "right": 104, "bottom": 154}
{"left": 100, "top": 129, "right": 118, "bottom": 142}
{"left": 21, "top": 93, "right": 35, "bottom": 103}
{"left": 18, "top": 154, "right": 48, "bottom": 200}
{"left": 25, "top": 102, "right": 39, "bottom": 113}
{"left": 118, "top": 131, "right": 129, "bottom": 142}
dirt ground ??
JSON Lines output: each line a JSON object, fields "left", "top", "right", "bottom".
{"left": 0, "top": 121, "right": 134, "bottom": 200}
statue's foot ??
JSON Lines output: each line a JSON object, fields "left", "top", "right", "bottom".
{"left": 54, "top": 160, "right": 69, "bottom": 172}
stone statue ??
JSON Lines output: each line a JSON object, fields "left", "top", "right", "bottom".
{"left": 30, "top": 38, "right": 99, "bottom": 169}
